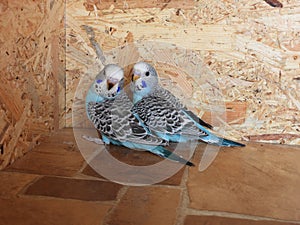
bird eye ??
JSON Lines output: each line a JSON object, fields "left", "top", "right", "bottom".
{"left": 145, "top": 71, "right": 150, "bottom": 76}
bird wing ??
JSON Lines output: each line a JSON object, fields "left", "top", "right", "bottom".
{"left": 153, "top": 86, "right": 213, "bottom": 129}
{"left": 132, "top": 95, "right": 208, "bottom": 138}
{"left": 88, "top": 92, "right": 167, "bottom": 146}
{"left": 87, "top": 99, "right": 116, "bottom": 139}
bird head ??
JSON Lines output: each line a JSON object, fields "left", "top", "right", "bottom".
{"left": 130, "top": 62, "right": 159, "bottom": 101}
{"left": 93, "top": 64, "right": 124, "bottom": 99}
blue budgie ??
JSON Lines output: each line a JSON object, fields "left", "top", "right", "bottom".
{"left": 86, "top": 64, "right": 195, "bottom": 166}
{"left": 130, "top": 62, "right": 245, "bottom": 147}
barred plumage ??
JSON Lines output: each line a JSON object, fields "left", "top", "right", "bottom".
{"left": 131, "top": 61, "right": 245, "bottom": 147}
{"left": 86, "top": 64, "right": 194, "bottom": 166}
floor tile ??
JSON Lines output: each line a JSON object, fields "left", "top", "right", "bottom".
{"left": 81, "top": 164, "right": 105, "bottom": 179}
{"left": 107, "top": 186, "right": 181, "bottom": 225}
{"left": 39, "top": 128, "right": 76, "bottom": 144}
{"left": 158, "top": 167, "right": 185, "bottom": 186}
{"left": 5, "top": 151, "right": 84, "bottom": 176}
{"left": 24, "top": 176, "right": 122, "bottom": 201}
{"left": 0, "top": 197, "right": 111, "bottom": 225}
{"left": 81, "top": 163, "right": 185, "bottom": 186}
{"left": 0, "top": 172, "right": 38, "bottom": 198}
{"left": 187, "top": 143, "right": 300, "bottom": 221}
{"left": 80, "top": 140, "right": 190, "bottom": 185}
{"left": 106, "top": 145, "right": 164, "bottom": 166}
{"left": 184, "top": 215, "right": 299, "bottom": 225}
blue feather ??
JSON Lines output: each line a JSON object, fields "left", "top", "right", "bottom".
{"left": 86, "top": 89, "right": 104, "bottom": 107}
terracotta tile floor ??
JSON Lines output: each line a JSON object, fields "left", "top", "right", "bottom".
{"left": 1, "top": 128, "right": 300, "bottom": 225}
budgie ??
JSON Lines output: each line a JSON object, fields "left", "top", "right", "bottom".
{"left": 85, "top": 64, "right": 195, "bottom": 166}
{"left": 130, "top": 61, "right": 245, "bottom": 147}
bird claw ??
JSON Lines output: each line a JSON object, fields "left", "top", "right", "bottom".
{"left": 82, "top": 135, "right": 104, "bottom": 145}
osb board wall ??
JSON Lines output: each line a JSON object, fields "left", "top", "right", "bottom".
{"left": 0, "top": 0, "right": 65, "bottom": 169}
{"left": 66, "top": 0, "right": 300, "bottom": 145}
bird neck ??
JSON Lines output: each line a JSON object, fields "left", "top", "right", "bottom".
{"left": 85, "top": 89, "right": 104, "bottom": 107}
{"left": 133, "top": 93, "right": 142, "bottom": 104}
{"left": 132, "top": 85, "right": 161, "bottom": 104}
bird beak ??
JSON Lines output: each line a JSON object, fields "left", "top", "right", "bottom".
{"left": 107, "top": 79, "right": 117, "bottom": 90}
{"left": 132, "top": 74, "right": 140, "bottom": 82}
{"left": 131, "top": 69, "right": 141, "bottom": 82}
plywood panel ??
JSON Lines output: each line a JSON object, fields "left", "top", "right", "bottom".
{"left": 0, "top": 0, "right": 65, "bottom": 169}
{"left": 66, "top": 0, "right": 300, "bottom": 145}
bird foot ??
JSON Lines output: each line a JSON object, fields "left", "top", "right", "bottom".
{"left": 82, "top": 135, "right": 104, "bottom": 145}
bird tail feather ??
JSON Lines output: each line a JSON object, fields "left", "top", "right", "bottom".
{"left": 200, "top": 135, "right": 245, "bottom": 147}
{"left": 151, "top": 146, "right": 195, "bottom": 167}
{"left": 220, "top": 138, "right": 245, "bottom": 147}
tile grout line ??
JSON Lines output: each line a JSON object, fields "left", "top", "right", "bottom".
{"left": 77, "top": 160, "right": 88, "bottom": 174}
{"left": 185, "top": 208, "right": 300, "bottom": 224}
{"left": 174, "top": 166, "right": 191, "bottom": 225}
{"left": 16, "top": 193, "right": 117, "bottom": 205}
{"left": 102, "top": 185, "right": 129, "bottom": 225}
{"left": 17, "top": 175, "right": 44, "bottom": 197}
{"left": 74, "top": 172, "right": 109, "bottom": 182}
{"left": 152, "top": 183, "right": 185, "bottom": 190}
{"left": 72, "top": 157, "right": 112, "bottom": 182}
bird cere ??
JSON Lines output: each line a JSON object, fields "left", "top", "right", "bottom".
{"left": 85, "top": 61, "right": 245, "bottom": 167}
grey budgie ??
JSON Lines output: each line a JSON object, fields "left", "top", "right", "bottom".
{"left": 130, "top": 61, "right": 245, "bottom": 147}
{"left": 86, "top": 64, "right": 195, "bottom": 166}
